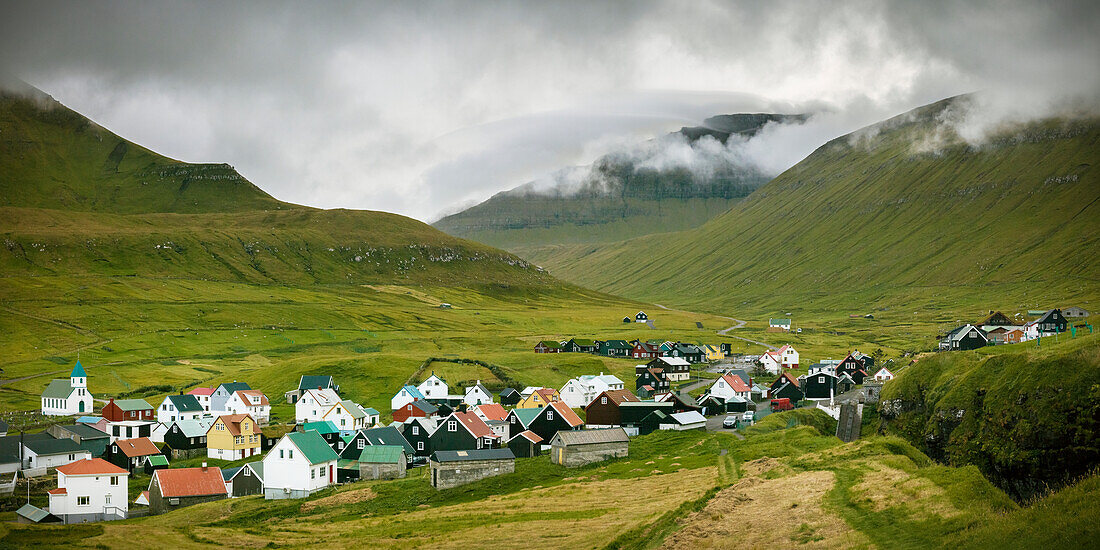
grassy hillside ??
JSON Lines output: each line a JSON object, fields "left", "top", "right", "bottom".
{"left": 4, "top": 413, "right": 1098, "bottom": 548}
{"left": 880, "top": 330, "right": 1100, "bottom": 499}
{"left": 433, "top": 114, "right": 806, "bottom": 250}
{"left": 523, "top": 96, "right": 1100, "bottom": 341}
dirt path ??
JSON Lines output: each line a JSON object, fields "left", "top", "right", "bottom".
{"left": 655, "top": 303, "right": 775, "bottom": 351}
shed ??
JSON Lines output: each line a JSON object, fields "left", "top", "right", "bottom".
{"left": 549, "top": 428, "right": 629, "bottom": 467}
{"left": 507, "top": 430, "right": 542, "bottom": 458}
{"left": 143, "top": 454, "right": 169, "bottom": 475}
{"left": 429, "top": 449, "right": 515, "bottom": 490}
{"left": 358, "top": 445, "right": 407, "bottom": 480}
{"left": 16, "top": 504, "right": 61, "bottom": 524}
{"left": 663, "top": 411, "right": 707, "bottom": 431}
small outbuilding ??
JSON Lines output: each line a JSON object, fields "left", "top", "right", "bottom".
{"left": 429, "top": 449, "right": 515, "bottom": 490}
{"left": 662, "top": 411, "right": 707, "bottom": 431}
{"left": 358, "top": 445, "right": 407, "bottom": 480}
{"left": 15, "top": 504, "right": 61, "bottom": 524}
{"left": 507, "top": 430, "right": 542, "bottom": 458}
{"left": 549, "top": 428, "right": 629, "bottom": 467}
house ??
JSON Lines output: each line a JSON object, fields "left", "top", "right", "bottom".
{"left": 768, "top": 372, "right": 803, "bottom": 403}
{"left": 872, "top": 367, "right": 895, "bottom": 382}
{"left": 301, "top": 420, "right": 343, "bottom": 450}
{"left": 148, "top": 465, "right": 228, "bottom": 514}
{"left": 430, "top": 412, "right": 500, "bottom": 452}
{"left": 210, "top": 382, "right": 252, "bottom": 414}
{"left": 768, "top": 318, "right": 792, "bottom": 332}
{"left": 1063, "top": 306, "right": 1090, "bottom": 319}
{"left": 101, "top": 399, "right": 155, "bottom": 423}
{"left": 549, "top": 428, "right": 629, "bottom": 467}
{"left": 340, "top": 426, "right": 415, "bottom": 460}
{"left": 156, "top": 418, "right": 213, "bottom": 459}
{"left": 837, "top": 373, "right": 857, "bottom": 394}
{"left": 48, "top": 458, "right": 128, "bottom": 524}
{"left": 517, "top": 387, "right": 560, "bottom": 409}
{"left": 104, "top": 438, "right": 162, "bottom": 474}
{"left": 707, "top": 373, "right": 751, "bottom": 402}
{"left": 630, "top": 341, "right": 659, "bottom": 359}
{"left": 801, "top": 372, "right": 839, "bottom": 400}
{"left": 472, "top": 403, "right": 508, "bottom": 423}
{"left": 296, "top": 387, "right": 341, "bottom": 424}
{"left": 498, "top": 388, "right": 521, "bottom": 406}
{"left": 429, "top": 449, "right": 515, "bottom": 489}
{"left": 187, "top": 387, "right": 215, "bottom": 411}
{"left": 617, "top": 401, "right": 677, "bottom": 430}
{"left": 585, "top": 389, "right": 641, "bottom": 428}
{"left": 977, "top": 311, "right": 1017, "bottom": 327}
{"left": 156, "top": 394, "right": 205, "bottom": 424}
{"left": 263, "top": 431, "right": 340, "bottom": 499}
{"left": 505, "top": 408, "right": 541, "bottom": 438}
{"left": 224, "top": 390, "right": 271, "bottom": 424}
{"left": 654, "top": 392, "right": 702, "bottom": 413}
{"left": 622, "top": 316, "right": 632, "bottom": 323}
{"left": 75, "top": 416, "right": 109, "bottom": 433}
{"left": 21, "top": 437, "right": 91, "bottom": 470}
{"left": 284, "top": 375, "right": 339, "bottom": 404}
{"left": 837, "top": 352, "right": 873, "bottom": 382}
{"left": 635, "top": 367, "right": 670, "bottom": 396}
{"left": 664, "top": 343, "right": 705, "bottom": 364}
{"left": 534, "top": 340, "right": 564, "bottom": 353}
{"left": 399, "top": 416, "right": 439, "bottom": 458}
{"left": 392, "top": 399, "right": 438, "bottom": 423}
{"left": 757, "top": 351, "right": 781, "bottom": 374}
{"left": 528, "top": 401, "right": 584, "bottom": 444}
{"left": 939, "top": 325, "right": 988, "bottom": 351}
{"left": 463, "top": 381, "right": 494, "bottom": 407}
{"left": 223, "top": 462, "right": 263, "bottom": 497}
{"left": 45, "top": 424, "right": 110, "bottom": 458}
{"left": 417, "top": 373, "right": 449, "bottom": 399}
{"left": 1033, "top": 309, "right": 1069, "bottom": 335}
{"left": 41, "top": 361, "right": 93, "bottom": 416}
{"left": 206, "top": 414, "right": 261, "bottom": 460}
{"left": 648, "top": 357, "right": 691, "bottom": 382}
{"left": 563, "top": 338, "right": 598, "bottom": 353}
{"left": 507, "top": 430, "right": 542, "bottom": 458}
{"left": 635, "top": 311, "right": 649, "bottom": 323}
{"left": 357, "top": 445, "right": 407, "bottom": 480}
{"left": 104, "top": 420, "right": 153, "bottom": 444}
{"left": 987, "top": 326, "right": 1026, "bottom": 345}
{"left": 559, "top": 373, "right": 625, "bottom": 408}
{"left": 322, "top": 400, "right": 371, "bottom": 431}
{"left": 776, "top": 345, "right": 800, "bottom": 369}
{"left": 598, "top": 339, "right": 632, "bottom": 357}
{"left": 391, "top": 385, "right": 427, "bottom": 411}
{"left": 702, "top": 344, "right": 725, "bottom": 362}
{"left": 661, "top": 411, "right": 707, "bottom": 431}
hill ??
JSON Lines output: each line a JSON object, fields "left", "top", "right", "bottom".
{"left": 432, "top": 113, "right": 806, "bottom": 250}
{"left": 521, "top": 96, "right": 1100, "bottom": 335}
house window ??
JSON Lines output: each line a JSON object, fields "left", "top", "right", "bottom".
{"left": 818, "top": 377, "right": 824, "bottom": 383}
{"left": 358, "top": 440, "right": 365, "bottom": 449}
{"left": 417, "top": 442, "right": 424, "bottom": 450}
{"left": 412, "top": 426, "right": 419, "bottom": 436}
{"left": 279, "top": 449, "right": 284, "bottom": 458}
{"left": 77, "top": 496, "right": 90, "bottom": 506}
{"left": 448, "top": 421, "right": 457, "bottom": 432}
{"left": 312, "top": 469, "right": 316, "bottom": 479}
{"left": 105, "top": 494, "right": 112, "bottom": 505}
{"left": 244, "top": 468, "right": 250, "bottom": 476}
{"left": 110, "top": 476, "right": 118, "bottom": 486}
{"left": 289, "top": 450, "right": 293, "bottom": 459}
{"left": 547, "top": 411, "right": 554, "bottom": 421}
{"left": 169, "top": 498, "right": 180, "bottom": 505}
{"left": 601, "top": 397, "right": 607, "bottom": 404}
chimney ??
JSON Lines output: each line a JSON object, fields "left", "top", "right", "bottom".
{"left": 201, "top": 462, "right": 208, "bottom": 472}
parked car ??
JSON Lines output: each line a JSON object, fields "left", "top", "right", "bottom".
{"left": 722, "top": 416, "right": 738, "bottom": 429}
{"left": 770, "top": 398, "right": 794, "bottom": 411}
{"left": 741, "top": 411, "right": 755, "bottom": 423}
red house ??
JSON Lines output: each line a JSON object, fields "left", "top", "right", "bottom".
{"left": 391, "top": 399, "right": 438, "bottom": 423}
{"left": 631, "top": 342, "right": 659, "bottom": 359}
{"left": 101, "top": 398, "right": 155, "bottom": 422}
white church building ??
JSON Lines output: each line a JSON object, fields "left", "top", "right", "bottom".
{"left": 41, "top": 361, "right": 94, "bottom": 416}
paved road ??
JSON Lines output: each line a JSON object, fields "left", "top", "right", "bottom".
{"left": 654, "top": 303, "right": 777, "bottom": 351}
{"left": 705, "top": 414, "right": 746, "bottom": 439}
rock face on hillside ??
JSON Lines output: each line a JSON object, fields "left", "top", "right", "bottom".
{"left": 433, "top": 113, "right": 806, "bottom": 250}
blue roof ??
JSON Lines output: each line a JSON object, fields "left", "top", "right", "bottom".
{"left": 71, "top": 360, "right": 86, "bottom": 378}
{"left": 76, "top": 416, "right": 101, "bottom": 424}
{"left": 363, "top": 408, "right": 379, "bottom": 415}
{"left": 397, "top": 385, "right": 425, "bottom": 400}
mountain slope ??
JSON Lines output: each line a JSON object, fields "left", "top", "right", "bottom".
{"left": 0, "top": 87, "right": 548, "bottom": 287}
{"left": 524, "top": 96, "right": 1100, "bottom": 320}
{"left": 433, "top": 113, "right": 806, "bottom": 250}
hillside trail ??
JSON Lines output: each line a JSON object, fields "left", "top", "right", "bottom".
{"left": 654, "top": 304, "right": 776, "bottom": 351}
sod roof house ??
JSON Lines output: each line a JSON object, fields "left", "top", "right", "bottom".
{"left": 534, "top": 340, "right": 564, "bottom": 353}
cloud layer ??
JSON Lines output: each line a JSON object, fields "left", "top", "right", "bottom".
{"left": 2, "top": 1, "right": 1097, "bottom": 221}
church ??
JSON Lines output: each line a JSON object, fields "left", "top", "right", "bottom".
{"left": 41, "top": 361, "right": 94, "bottom": 416}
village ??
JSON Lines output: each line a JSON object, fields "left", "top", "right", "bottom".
{"left": 3, "top": 307, "right": 1087, "bottom": 525}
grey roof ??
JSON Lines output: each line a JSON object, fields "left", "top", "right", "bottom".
{"left": 24, "top": 437, "right": 84, "bottom": 456}
{"left": 0, "top": 420, "right": 7, "bottom": 432}
{"left": 167, "top": 394, "right": 204, "bottom": 413}
{"left": 431, "top": 448, "right": 515, "bottom": 463}
{"left": 670, "top": 411, "right": 707, "bottom": 425}
{"left": 60, "top": 424, "right": 109, "bottom": 440}
{"left": 0, "top": 433, "right": 52, "bottom": 464}
{"left": 16, "top": 504, "right": 57, "bottom": 523}
{"left": 246, "top": 461, "right": 264, "bottom": 481}
{"left": 42, "top": 379, "right": 74, "bottom": 399}
{"left": 619, "top": 401, "right": 675, "bottom": 408}
{"left": 498, "top": 388, "right": 520, "bottom": 397}
{"left": 359, "top": 426, "right": 414, "bottom": 455}
{"left": 551, "top": 428, "right": 629, "bottom": 446}
{"left": 172, "top": 418, "right": 215, "bottom": 438}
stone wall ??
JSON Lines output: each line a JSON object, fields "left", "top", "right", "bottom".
{"left": 551, "top": 442, "right": 628, "bottom": 467}
{"left": 359, "top": 461, "right": 406, "bottom": 480}
{"left": 430, "top": 458, "right": 514, "bottom": 490}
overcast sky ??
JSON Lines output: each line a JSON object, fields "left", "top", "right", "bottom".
{"left": 2, "top": 1, "right": 1097, "bottom": 221}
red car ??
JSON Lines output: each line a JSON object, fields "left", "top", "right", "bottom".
{"left": 770, "top": 398, "right": 794, "bottom": 411}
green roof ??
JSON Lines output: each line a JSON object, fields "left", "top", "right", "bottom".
{"left": 537, "top": 340, "right": 563, "bottom": 348}
{"left": 147, "top": 455, "right": 169, "bottom": 466}
{"left": 114, "top": 399, "right": 153, "bottom": 412}
{"left": 571, "top": 338, "right": 595, "bottom": 346}
{"left": 340, "top": 400, "right": 366, "bottom": 419}
{"left": 301, "top": 420, "right": 339, "bottom": 435}
{"left": 510, "top": 407, "right": 541, "bottom": 427}
{"left": 287, "top": 431, "right": 339, "bottom": 465}
{"left": 362, "top": 408, "right": 379, "bottom": 415}
{"left": 42, "top": 379, "right": 74, "bottom": 399}
{"left": 358, "top": 445, "right": 405, "bottom": 464}
{"left": 770, "top": 318, "right": 791, "bottom": 325}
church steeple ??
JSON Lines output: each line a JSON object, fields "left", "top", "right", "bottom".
{"left": 71, "top": 360, "right": 86, "bottom": 388}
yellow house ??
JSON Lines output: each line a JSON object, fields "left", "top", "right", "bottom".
{"left": 517, "top": 388, "right": 560, "bottom": 409}
{"left": 703, "top": 345, "right": 725, "bottom": 362}
{"left": 206, "top": 414, "right": 261, "bottom": 460}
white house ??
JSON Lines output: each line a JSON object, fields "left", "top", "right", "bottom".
{"left": 417, "top": 373, "right": 449, "bottom": 399}
{"left": 769, "top": 318, "right": 792, "bottom": 331}
{"left": 187, "top": 388, "right": 215, "bottom": 412}
{"left": 295, "top": 388, "right": 341, "bottom": 424}
{"left": 41, "top": 362, "right": 93, "bottom": 416}
{"left": 22, "top": 438, "right": 91, "bottom": 470}
{"left": 463, "top": 381, "right": 494, "bottom": 407}
{"left": 559, "top": 373, "right": 625, "bottom": 408}
{"left": 210, "top": 382, "right": 252, "bottom": 415}
{"left": 776, "top": 345, "right": 800, "bottom": 369}
{"left": 224, "top": 390, "right": 271, "bottom": 424}
{"left": 321, "top": 400, "right": 370, "bottom": 431}
{"left": 48, "top": 458, "right": 128, "bottom": 524}
{"left": 706, "top": 373, "right": 751, "bottom": 402}
{"left": 156, "top": 394, "right": 205, "bottom": 424}
{"left": 872, "top": 367, "right": 895, "bottom": 382}
{"left": 757, "top": 351, "right": 781, "bottom": 375}
{"left": 391, "top": 385, "right": 426, "bottom": 411}
{"left": 262, "top": 431, "right": 339, "bottom": 499}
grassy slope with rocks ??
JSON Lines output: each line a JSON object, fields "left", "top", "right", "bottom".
{"left": 433, "top": 114, "right": 805, "bottom": 250}
{"left": 523, "top": 96, "right": 1100, "bottom": 341}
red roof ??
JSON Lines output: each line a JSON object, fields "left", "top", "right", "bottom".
{"left": 547, "top": 401, "right": 584, "bottom": 428}
{"left": 188, "top": 387, "right": 215, "bottom": 396}
{"left": 533, "top": 388, "right": 557, "bottom": 402}
{"left": 474, "top": 403, "right": 507, "bottom": 422}
{"left": 48, "top": 488, "right": 67, "bottom": 495}
{"left": 514, "top": 430, "right": 542, "bottom": 443}
{"left": 235, "top": 390, "right": 270, "bottom": 407}
{"left": 56, "top": 457, "right": 128, "bottom": 476}
{"left": 589, "top": 389, "right": 640, "bottom": 409}
{"left": 153, "top": 467, "right": 228, "bottom": 498}
{"left": 115, "top": 437, "right": 161, "bottom": 458}
{"left": 779, "top": 372, "right": 800, "bottom": 388}
{"left": 455, "top": 412, "right": 498, "bottom": 439}
{"left": 720, "top": 374, "right": 751, "bottom": 393}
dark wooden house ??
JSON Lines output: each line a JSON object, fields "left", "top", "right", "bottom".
{"left": 428, "top": 412, "right": 499, "bottom": 452}
{"left": 498, "top": 388, "right": 521, "bottom": 406}
{"left": 527, "top": 401, "right": 584, "bottom": 443}
{"left": 161, "top": 419, "right": 212, "bottom": 459}
{"left": 222, "top": 462, "right": 263, "bottom": 497}
{"left": 507, "top": 430, "right": 542, "bottom": 458}
{"left": 801, "top": 372, "right": 839, "bottom": 400}
{"left": 399, "top": 416, "right": 438, "bottom": 458}
{"left": 584, "top": 389, "right": 640, "bottom": 428}
{"left": 635, "top": 367, "right": 670, "bottom": 395}
{"left": 1035, "top": 309, "right": 1069, "bottom": 334}
{"left": 563, "top": 338, "right": 598, "bottom": 353}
